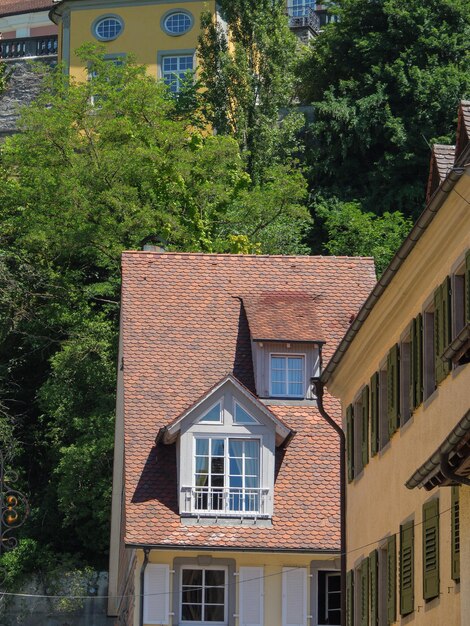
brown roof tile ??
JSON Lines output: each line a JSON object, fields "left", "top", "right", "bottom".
{"left": 121, "top": 253, "right": 376, "bottom": 551}
{"left": 426, "top": 144, "right": 455, "bottom": 202}
{"left": 0, "top": 0, "right": 54, "bottom": 17}
{"left": 242, "top": 291, "right": 325, "bottom": 343}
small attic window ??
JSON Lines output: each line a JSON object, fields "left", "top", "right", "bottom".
{"left": 270, "top": 354, "right": 305, "bottom": 398}
{"left": 234, "top": 401, "right": 259, "bottom": 424}
{"left": 199, "top": 401, "right": 222, "bottom": 424}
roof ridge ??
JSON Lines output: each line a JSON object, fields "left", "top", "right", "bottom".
{"left": 121, "top": 251, "right": 375, "bottom": 260}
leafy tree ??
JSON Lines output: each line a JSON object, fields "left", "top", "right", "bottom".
{"left": 312, "top": 197, "right": 412, "bottom": 275}
{"left": 197, "top": 1, "right": 305, "bottom": 183}
{"left": 0, "top": 46, "right": 310, "bottom": 563}
{"left": 298, "top": 0, "right": 470, "bottom": 216}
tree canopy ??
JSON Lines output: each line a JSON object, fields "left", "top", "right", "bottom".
{"left": 298, "top": 0, "right": 470, "bottom": 216}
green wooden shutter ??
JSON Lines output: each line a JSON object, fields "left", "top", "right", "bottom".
{"left": 346, "top": 569, "right": 354, "bottom": 626}
{"left": 361, "top": 386, "right": 369, "bottom": 468}
{"left": 360, "top": 558, "right": 369, "bottom": 626}
{"left": 387, "top": 535, "right": 396, "bottom": 623}
{"left": 370, "top": 373, "right": 379, "bottom": 457}
{"left": 410, "top": 316, "right": 423, "bottom": 411}
{"left": 423, "top": 499, "right": 440, "bottom": 601}
{"left": 465, "top": 250, "right": 470, "bottom": 324}
{"left": 346, "top": 404, "right": 354, "bottom": 483}
{"left": 434, "top": 278, "right": 451, "bottom": 385}
{"left": 451, "top": 486, "right": 460, "bottom": 581}
{"left": 369, "top": 550, "right": 378, "bottom": 626}
{"left": 400, "top": 521, "right": 414, "bottom": 616}
{"left": 387, "top": 344, "right": 400, "bottom": 436}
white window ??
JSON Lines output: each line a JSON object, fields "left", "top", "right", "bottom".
{"left": 317, "top": 571, "right": 340, "bottom": 626}
{"left": 163, "top": 11, "right": 192, "bottom": 35}
{"left": 181, "top": 566, "right": 227, "bottom": 624}
{"left": 194, "top": 437, "right": 260, "bottom": 514}
{"left": 93, "top": 16, "right": 123, "bottom": 41}
{"left": 199, "top": 401, "right": 223, "bottom": 424}
{"left": 270, "top": 354, "right": 305, "bottom": 398}
{"left": 233, "top": 401, "right": 259, "bottom": 424}
{"left": 162, "top": 54, "right": 194, "bottom": 93}
{"left": 288, "top": 0, "right": 315, "bottom": 17}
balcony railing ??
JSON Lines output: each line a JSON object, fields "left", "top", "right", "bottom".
{"left": 181, "top": 486, "right": 270, "bottom": 518}
{"left": 0, "top": 35, "right": 58, "bottom": 60}
{"left": 287, "top": 6, "right": 321, "bottom": 32}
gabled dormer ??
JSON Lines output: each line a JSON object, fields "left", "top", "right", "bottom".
{"left": 242, "top": 291, "right": 324, "bottom": 401}
{"left": 455, "top": 100, "right": 470, "bottom": 162}
{"left": 157, "top": 374, "right": 293, "bottom": 520}
{"left": 425, "top": 143, "right": 456, "bottom": 202}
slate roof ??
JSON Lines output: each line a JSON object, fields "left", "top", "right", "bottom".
{"left": 242, "top": 291, "right": 325, "bottom": 343}
{"left": 0, "top": 0, "right": 54, "bottom": 17}
{"left": 456, "top": 100, "right": 470, "bottom": 159}
{"left": 426, "top": 144, "right": 456, "bottom": 202}
{"left": 121, "top": 252, "right": 376, "bottom": 551}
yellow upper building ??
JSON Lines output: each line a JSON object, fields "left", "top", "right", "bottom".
{"left": 50, "top": 0, "right": 217, "bottom": 83}
{"left": 324, "top": 101, "right": 470, "bottom": 626}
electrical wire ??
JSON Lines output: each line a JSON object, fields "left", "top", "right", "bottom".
{"left": 0, "top": 503, "right": 454, "bottom": 600}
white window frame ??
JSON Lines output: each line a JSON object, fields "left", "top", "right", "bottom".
{"left": 180, "top": 564, "right": 228, "bottom": 626}
{"left": 269, "top": 353, "right": 306, "bottom": 399}
{"left": 161, "top": 9, "right": 194, "bottom": 36}
{"left": 323, "top": 571, "right": 341, "bottom": 626}
{"left": 92, "top": 14, "right": 124, "bottom": 41}
{"left": 160, "top": 53, "right": 195, "bottom": 93}
{"left": 192, "top": 435, "right": 262, "bottom": 515}
{"left": 232, "top": 399, "right": 260, "bottom": 424}
{"left": 199, "top": 399, "right": 223, "bottom": 424}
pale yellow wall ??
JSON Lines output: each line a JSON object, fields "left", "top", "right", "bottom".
{"left": 327, "top": 168, "right": 470, "bottom": 625}
{"left": 133, "top": 548, "right": 339, "bottom": 626}
{"left": 60, "top": 1, "right": 215, "bottom": 80}
{"left": 460, "top": 487, "right": 470, "bottom": 626}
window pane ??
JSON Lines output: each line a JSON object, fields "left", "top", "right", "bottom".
{"left": 229, "top": 439, "right": 243, "bottom": 458}
{"left": 211, "top": 474, "right": 224, "bottom": 488}
{"left": 204, "top": 604, "right": 225, "bottom": 622}
{"left": 229, "top": 475, "right": 242, "bottom": 488}
{"left": 244, "top": 440, "right": 259, "bottom": 458}
{"left": 196, "top": 439, "right": 208, "bottom": 456}
{"left": 245, "top": 476, "right": 259, "bottom": 488}
{"left": 271, "top": 357, "right": 285, "bottom": 370}
{"left": 182, "top": 588, "right": 203, "bottom": 604}
{"left": 271, "top": 381, "right": 286, "bottom": 395}
{"left": 205, "top": 569, "right": 225, "bottom": 589}
{"left": 234, "top": 403, "right": 257, "bottom": 424}
{"left": 211, "top": 457, "right": 224, "bottom": 475}
{"left": 195, "top": 457, "right": 208, "bottom": 473}
{"left": 211, "top": 439, "right": 224, "bottom": 456}
{"left": 245, "top": 458, "right": 259, "bottom": 476}
{"left": 288, "top": 382, "right": 303, "bottom": 396}
{"left": 230, "top": 458, "right": 243, "bottom": 475}
{"left": 328, "top": 574, "right": 341, "bottom": 592}
{"left": 288, "top": 368, "right": 303, "bottom": 383}
{"left": 182, "top": 603, "right": 202, "bottom": 621}
{"left": 195, "top": 474, "right": 208, "bottom": 487}
{"left": 183, "top": 569, "right": 203, "bottom": 586}
{"left": 201, "top": 403, "right": 221, "bottom": 422}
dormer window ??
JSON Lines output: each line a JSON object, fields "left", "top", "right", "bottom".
{"left": 199, "top": 401, "right": 222, "bottom": 424}
{"left": 233, "top": 401, "right": 259, "bottom": 424}
{"left": 270, "top": 354, "right": 305, "bottom": 398}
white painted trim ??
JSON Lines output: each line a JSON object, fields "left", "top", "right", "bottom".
{"left": 269, "top": 352, "right": 307, "bottom": 399}
{"left": 198, "top": 398, "right": 224, "bottom": 424}
{"left": 233, "top": 398, "right": 260, "bottom": 425}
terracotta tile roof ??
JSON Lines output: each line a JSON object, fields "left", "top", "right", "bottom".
{"left": 121, "top": 253, "right": 376, "bottom": 551}
{"left": 0, "top": 0, "right": 54, "bottom": 17}
{"left": 242, "top": 291, "right": 325, "bottom": 343}
{"left": 426, "top": 144, "right": 455, "bottom": 202}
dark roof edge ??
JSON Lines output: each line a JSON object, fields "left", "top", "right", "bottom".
{"left": 321, "top": 160, "right": 469, "bottom": 385}
{"left": 405, "top": 409, "right": 470, "bottom": 490}
{"left": 124, "top": 542, "right": 340, "bottom": 554}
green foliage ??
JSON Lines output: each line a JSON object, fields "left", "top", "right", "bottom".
{"left": 197, "top": 1, "right": 305, "bottom": 183}
{"left": 313, "top": 197, "right": 413, "bottom": 275}
{"left": 0, "top": 62, "right": 7, "bottom": 94}
{"left": 0, "top": 45, "right": 310, "bottom": 564}
{"left": 298, "top": 0, "right": 470, "bottom": 215}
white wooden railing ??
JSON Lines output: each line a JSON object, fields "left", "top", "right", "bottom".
{"left": 181, "top": 486, "right": 269, "bottom": 517}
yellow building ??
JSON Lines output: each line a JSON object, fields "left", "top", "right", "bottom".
{"left": 323, "top": 100, "right": 470, "bottom": 625}
{"left": 108, "top": 253, "right": 376, "bottom": 625}
{"left": 48, "top": 0, "right": 329, "bottom": 83}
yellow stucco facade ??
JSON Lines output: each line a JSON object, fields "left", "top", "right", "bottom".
{"left": 326, "top": 163, "right": 470, "bottom": 625}
{"left": 51, "top": 0, "right": 216, "bottom": 81}
{"left": 131, "top": 548, "right": 340, "bottom": 626}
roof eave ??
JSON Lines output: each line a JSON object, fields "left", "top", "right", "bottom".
{"left": 321, "top": 161, "right": 469, "bottom": 385}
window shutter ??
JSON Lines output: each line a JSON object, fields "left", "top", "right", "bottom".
{"left": 410, "top": 318, "right": 421, "bottom": 411}
{"left": 239, "top": 567, "right": 264, "bottom": 626}
{"left": 451, "top": 487, "right": 460, "bottom": 582}
{"left": 346, "top": 570, "right": 354, "bottom": 626}
{"left": 415, "top": 314, "right": 423, "bottom": 407}
{"left": 346, "top": 404, "right": 354, "bottom": 482}
{"left": 386, "top": 535, "right": 396, "bottom": 624}
{"left": 361, "top": 386, "right": 369, "bottom": 468}
{"left": 360, "top": 558, "right": 369, "bottom": 626}
{"left": 143, "top": 564, "right": 170, "bottom": 625}
{"left": 465, "top": 250, "right": 470, "bottom": 324}
{"left": 434, "top": 278, "right": 451, "bottom": 385}
{"left": 423, "top": 499, "right": 440, "bottom": 601}
{"left": 387, "top": 344, "right": 400, "bottom": 436}
{"left": 369, "top": 550, "right": 378, "bottom": 626}
{"left": 400, "top": 521, "right": 414, "bottom": 616}
{"left": 370, "top": 373, "right": 379, "bottom": 456}
{"left": 282, "top": 567, "right": 307, "bottom": 626}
